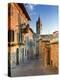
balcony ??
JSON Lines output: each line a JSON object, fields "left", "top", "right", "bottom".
{"left": 17, "top": 24, "right": 30, "bottom": 46}
{"left": 19, "top": 24, "right": 29, "bottom": 34}
{"left": 22, "top": 27, "right": 28, "bottom": 33}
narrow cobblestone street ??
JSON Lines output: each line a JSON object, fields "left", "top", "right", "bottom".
{"left": 11, "top": 58, "right": 58, "bottom": 77}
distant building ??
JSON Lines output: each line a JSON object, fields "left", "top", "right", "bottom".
{"left": 21, "top": 26, "right": 35, "bottom": 62}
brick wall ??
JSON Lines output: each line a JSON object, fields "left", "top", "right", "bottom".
{"left": 8, "top": 3, "right": 30, "bottom": 67}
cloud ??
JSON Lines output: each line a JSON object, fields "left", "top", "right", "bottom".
{"left": 25, "top": 4, "right": 34, "bottom": 11}
{"left": 29, "top": 4, "right": 34, "bottom": 11}
{"left": 25, "top": 4, "right": 37, "bottom": 16}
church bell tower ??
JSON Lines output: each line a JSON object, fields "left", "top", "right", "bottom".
{"left": 36, "top": 17, "right": 42, "bottom": 35}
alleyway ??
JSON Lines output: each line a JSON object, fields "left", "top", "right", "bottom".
{"left": 11, "top": 58, "right": 58, "bottom": 77}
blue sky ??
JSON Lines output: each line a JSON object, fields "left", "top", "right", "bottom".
{"left": 25, "top": 4, "right": 58, "bottom": 34}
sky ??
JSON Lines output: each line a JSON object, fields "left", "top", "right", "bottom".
{"left": 24, "top": 4, "right": 58, "bottom": 34}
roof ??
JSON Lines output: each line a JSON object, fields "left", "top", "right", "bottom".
{"left": 40, "top": 34, "right": 53, "bottom": 40}
{"left": 17, "top": 3, "right": 31, "bottom": 20}
{"left": 50, "top": 37, "right": 59, "bottom": 44}
{"left": 50, "top": 31, "right": 59, "bottom": 43}
{"left": 53, "top": 31, "right": 58, "bottom": 34}
{"left": 41, "top": 34, "right": 59, "bottom": 44}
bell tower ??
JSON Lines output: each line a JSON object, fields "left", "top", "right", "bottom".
{"left": 36, "top": 17, "right": 42, "bottom": 35}
{"left": 36, "top": 17, "right": 42, "bottom": 58}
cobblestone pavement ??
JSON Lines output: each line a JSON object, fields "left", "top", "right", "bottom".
{"left": 11, "top": 58, "right": 58, "bottom": 77}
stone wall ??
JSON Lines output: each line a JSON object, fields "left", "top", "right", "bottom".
{"left": 50, "top": 42, "right": 58, "bottom": 68}
{"left": 38, "top": 39, "right": 50, "bottom": 67}
{"left": 38, "top": 37, "right": 58, "bottom": 68}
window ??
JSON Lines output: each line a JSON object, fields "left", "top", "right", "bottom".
{"left": 8, "top": 30, "right": 14, "bottom": 42}
{"left": 19, "top": 28, "right": 24, "bottom": 43}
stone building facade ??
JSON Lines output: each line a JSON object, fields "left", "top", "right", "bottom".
{"left": 50, "top": 31, "right": 59, "bottom": 68}
{"left": 38, "top": 32, "right": 58, "bottom": 68}
{"left": 38, "top": 35, "right": 52, "bottom": 66}
{"left": 8, "top": 3, "right": 31, "bottom": 67}
{"left": 21, "top": 27, "right": 35, "bottom": 62}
